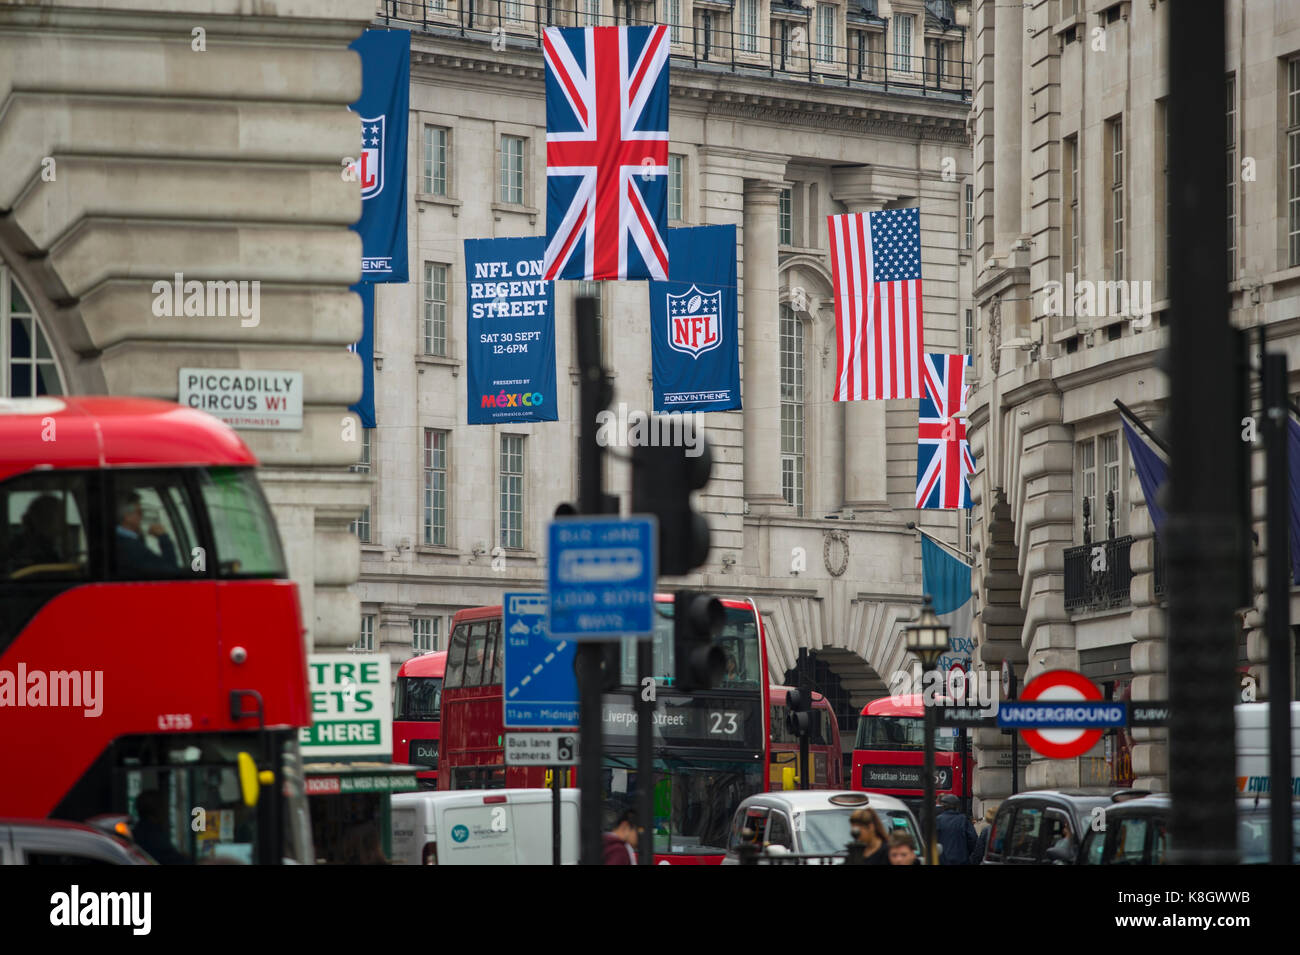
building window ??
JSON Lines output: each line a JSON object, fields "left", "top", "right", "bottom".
{"left": 669, "top": 0, "right": 682, "bottom": 42}
{"left": 738, "top": 0, "right": 758, "bottom": 52}
{"left": 423, "top": 429, "right": 448, "bottom": 547}
{"left": 816, "top": 4, "right": 835, "bottom": 64}
{"left": 668, "top": 154, "right": 684, "bottom": 222}
{"left": 1065, "top": 135, "right": 1079, "bottom": 279}
{"left": 1109, "top": 117, "right": 1124, "bottom": 280}
{"left": 503, "top": 0, "right": 522, "bottom": 21}
{"left": 1078, "top": 437, "right": 1096, "bottom": 545}
{"left": 964, "top": 182, "right": 974, "bottom": 250}
{"left": 423, "top": 262, "right": 447, "bottom": 357}
{"left": 581, "top": 0, "right": 600, "bottom": 26}
{"left": 500, "top": 435, "right": 524, "bottom": 549}
{"left": 780, "top": 305, "right": 804, "bottom": 516}
{"left": 965, "top": 510, "right": 973, "bottom": 554}
{"left": 412, "top": 616, "right": 437, "bottom": 653}
{"left": 1226, "top": 73, "right": 1236, "bottom": 281}
{"left": 1160, "top": 99, "right": 1170, "bottom": 295}
{"left": 779, "top": 187, "right": 793, "bottom": 246}
{"left": 500, "top": 135, "right": 525, "bottom": 205}
{"left": 1290, "top": 57, "right": 1300, "bottom": 267}
{"left": 893, "top": 13, "right": 913, "bottom": 72}
{"left": 350, "top": 428, "right": 372, "bottom": 544}
{"left": 422, "top": 125, "right": 448, "bottom": 196}
{"left": 572, "top": 281, "right": 603, "bottom": 358}
{"left": 355, "top": 613, "right": 375, "bottom": 652}
{"left": 964, "top": 308, "right": 974, "bottom": 358}
{"left": 1101, "top": 432, "right": 1121, "bottom": 539}
{"left": 4, "top": 272, "right": 64, "bottom": 398}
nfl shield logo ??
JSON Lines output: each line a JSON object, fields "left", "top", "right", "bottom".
{"left": 666, "top": 284, "right": 722, "bottom": 358}
{"left": 359, "top": 115, "right": 384, "bottom": 200}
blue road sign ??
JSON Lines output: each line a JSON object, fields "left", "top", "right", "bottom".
{"left": 503, "top": 593, "right": 579, "bottom": 729}
{"left": 996, "top": 701, "right": 1127, "bottom": 729}
{"left": 547, "top": 516, "right": 657, "bottom": 639}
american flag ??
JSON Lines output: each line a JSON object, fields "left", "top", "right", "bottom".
{"left": 827, "top": 208, "right": 925, "bottom": 400}
{"left": 543, "top": 26, "right": 670, "bottom": 282}
{"left": 916, "top": 352, "right": 974, "bottom": 510}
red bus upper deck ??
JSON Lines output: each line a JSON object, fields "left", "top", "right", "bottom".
{"left": 394, "top": 650, "right": 447, "bottom": 789}
{"left": 437, "top": 594, "right": 771, "bottom": 862}
{"left": 0, "top": 397, "right": 313, "bottom": 864}
{"left": 769, "top": 685, "right": 843, "bottom": 790}
{"left": 851, "top": 693, "right": 973, "bottom": 815}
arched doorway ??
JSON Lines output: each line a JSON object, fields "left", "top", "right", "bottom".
{"left": 782, "top": 649, "right": 862, "bottom": 784}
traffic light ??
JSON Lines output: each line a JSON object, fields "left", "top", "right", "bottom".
{"left": 673, "top": 591, "right": 725, "bottom": 692}
{"left": 631, "top": 428, "right": 713, "bottom": 577}
{"left": 786, "top": 688, "right": 812, "bottom": 737}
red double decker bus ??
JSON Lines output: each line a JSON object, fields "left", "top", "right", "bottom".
{"left": 437, "top": 594, "right": 771, "bottom": 863}
{"left": 851, "top": 694, "right": 973, "bottom": 816}
{"left": 768, "top": 685, "right": 843, "bottom": 790}
{"left": 393, "top": 650, "right": 447, "bottom": 789}
{"left": 0, "top": 397, "right": 313, "bottom": 864}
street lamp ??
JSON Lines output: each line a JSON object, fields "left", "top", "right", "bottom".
{"left": 906, "top": 594, "right": 950, "bottom": 866}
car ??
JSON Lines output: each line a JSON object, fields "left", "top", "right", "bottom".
{"left": 721, "top": 790, "right": 923, "bottom": 864}
{"left": 1076, "top": 794, "right": 1300, "bottom": 864}
{"left": 981, "top": 789, "right": 1148, "bottom": 865}
{"left": 0, "top": 819, "right": 156, "bottom": 865}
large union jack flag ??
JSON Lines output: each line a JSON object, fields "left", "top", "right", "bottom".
{"left": 543, "top": 25, "right": 670, "bottom": 282}
{"left": 916, "top": 353, "right": 974, "bottom": 510}
{"left": 827, "top": 207, "right": 925, "bottom": 400}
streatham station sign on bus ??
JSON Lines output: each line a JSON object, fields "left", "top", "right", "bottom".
{"left": 178, "top": 368, "right": 303, "bottom": 431}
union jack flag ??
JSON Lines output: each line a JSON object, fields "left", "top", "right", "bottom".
{"left": 827, "top": 208, "right": 925, "bottom": 399}
{"left": 916, "top": 353, "right": 974, "bottom": 510}
{"left": 543, "top": 25, "right": 670, "bottom": 282}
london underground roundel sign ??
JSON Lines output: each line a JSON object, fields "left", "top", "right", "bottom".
{"left": 1018, "top": 669, "right": 1105, "bottom": 759}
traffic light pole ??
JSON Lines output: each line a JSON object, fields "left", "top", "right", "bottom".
{"left": 636, "top": 637, "right": 653, "bottom": 866}
{"left": 575, "top": 297, "right": 607, "bottom": 867}
{"left": 1166, "top": 1, "right": 1240, "bottom": 863}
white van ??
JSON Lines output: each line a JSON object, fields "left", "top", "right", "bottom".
{"left": 1235, "top": 702, "right": 1300, "bottom": 798}
{"left": 390, "top": 789, "right": 580, "bottom": 865}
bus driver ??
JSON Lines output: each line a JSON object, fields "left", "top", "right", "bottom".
{"left": 115, "top": 492, "right": 178, "bottom": 574}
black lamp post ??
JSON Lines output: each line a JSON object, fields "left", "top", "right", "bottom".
{"left": 906, "top": 595, "right": 950, "bottom": 866}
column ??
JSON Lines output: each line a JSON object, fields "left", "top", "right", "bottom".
{"left": 742, "top": 179, "right": 788, "bottom": 512}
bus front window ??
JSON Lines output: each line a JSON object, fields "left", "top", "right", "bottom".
{"left": 603, "top": 758, "right": 763, "bottom": 855}
{"left": 198, "top": 467, "right": 287, "bottom": 578}
{"left": 395, "top": 677, "right": 443, "bottom": 721}
{"left": 619, "top": 603, "right": 761, "bottom": 690}
{"left": 855, "top": 715, "right": 958, "bottom": 752}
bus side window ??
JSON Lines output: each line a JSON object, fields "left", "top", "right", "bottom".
{"left": 463, "top": 622, "right": 489, "bottom": 687}
{"left": 2, "top": 471, "right": 91, "bottom": 581}
{"left": 486, "top": 620, "right": 502, "bottom": 686}
{"left": 445, "top": 626, "right": 469, "bottom": 689}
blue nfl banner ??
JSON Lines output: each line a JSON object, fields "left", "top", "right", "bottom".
{"left": 465, "top": 236, "right": 558, "bottom": 425}
{"left": 348, "top": 282, "right": 375, "bottom": 429}
{"left": 349, "top": 30, "right": 409, "bottom": 283}
{"left": 648, "top": 225, "right": 741, "bottom": 413}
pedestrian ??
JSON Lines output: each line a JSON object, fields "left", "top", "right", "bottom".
{"left": 888, "top": 832, "right": 921, "bottom": 865}
{"left": 935, "top": 794, "right": 977, "bottom": 865}
{"left": 848, "top": 808, "right": 889, "bottom": 864}
{"left": 969, "top": 804, "right": 998, "bottom": 864}
{"left": 603, "top": 808, "right": 638, "bottom": 865}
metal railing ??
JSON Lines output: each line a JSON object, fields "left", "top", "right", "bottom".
{"left": 1064, "top": 535, "right": 1134, "bottom": 614}
{"left": 378, "top": 0, "right": 971, "bottom": 101}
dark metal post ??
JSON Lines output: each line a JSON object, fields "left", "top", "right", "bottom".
{"left": 552, "top": 767, "right": 562, "bottom": 865}
{"left": 1009, "top": 668, "right": 1019, "bottom": 796}
{"left": 575, "top": 297, "right": 607, "bottom": 866}
{"left": 1263, "top": 352, "right": 1295, "bottom": 865}
{"left": 1167, "top": 0, "right": 1239, "bottom": 864}
{"left": 922, "top": 662, "right": 938, "bottom": 864}
{"left": 636, "top": 637, "right": 654, "bottom": 865}
{"left": 797, "top": 647, "right": 810, "bottom": 790}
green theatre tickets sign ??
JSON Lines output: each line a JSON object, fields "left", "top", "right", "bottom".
{"left": 300, "top": 654, "right": 392, "bottom": 758}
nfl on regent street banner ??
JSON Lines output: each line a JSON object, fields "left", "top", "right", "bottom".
{"left": 648, "top": 224, "right": 740, "bottom": 413}
{"left": 465, "top": 236, "right": 558, "bottom": 425}
{"left": 348, "top": 282, "right": 375, "bottom": 429}
{"left": 349, "top": 29, "right": 409, "bottom": 283}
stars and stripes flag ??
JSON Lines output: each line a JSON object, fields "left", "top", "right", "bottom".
{"left": 827, "top": 207, "right": 925, "bottom": 399}
{"left": 543, "top": 25, "right": 670, "bottom": 282}
{"left": 916, "top": 352, "right": 975, "bottom": 510}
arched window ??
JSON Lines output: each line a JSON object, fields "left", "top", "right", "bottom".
{"left": 779, "top": 303, "right": 804, "bottom": 515}
{"left": 2, "top": 268, "right": 64, "bottom": 397}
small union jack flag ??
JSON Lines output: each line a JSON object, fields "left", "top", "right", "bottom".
{"left": 543, "top": 25, "right": 670, "bottom": 282}
{"left": 916, "top": 353, "right": 974, "bottom": 510}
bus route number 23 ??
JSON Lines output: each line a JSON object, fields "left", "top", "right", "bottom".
{"left": 708, "top": 711, "right": 740, "bottom": 737}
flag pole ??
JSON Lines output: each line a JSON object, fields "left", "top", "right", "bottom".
{"left": 905, "top": 521, "right": 972, "bottom": 565}
{"left": 1113, "top": 399, "right": 1171, "bottom": 456}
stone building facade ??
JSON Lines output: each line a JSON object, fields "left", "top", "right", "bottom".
{"left": 0, "top": 0, "right": 375, "bottom": 648}
{"left": 354, "top": 0, "right": 976, "bottom": 758}
{"left": 967, "top": 0, "right": 1300, "bottom": 803}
